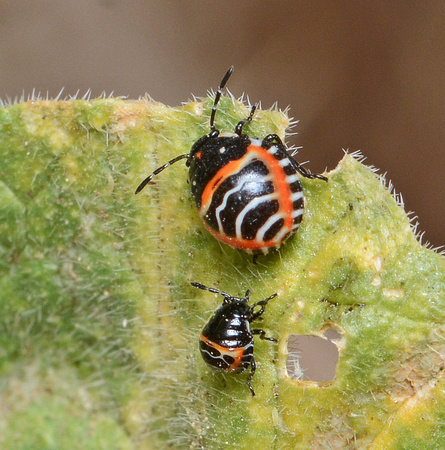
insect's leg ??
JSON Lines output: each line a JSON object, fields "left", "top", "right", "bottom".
{"left": 246, "top": 358, "right": 256, "bottom": 396}
{"left": 263, "top": 134, "right": 328, "bottom": 182}
{"left": 291, "top": 159, "right": 328, "bottom": 182}
{"left": 251, "top": 328, "right": 277, "bottom": 342}
{"left": 250, "top": 293, "right": 277, "bottom": 321}
{"left": 263, "top": 134, "right": 284, "bottom": 147}
{"left": 235, "top": 105, "right": 256, "bottom": 136}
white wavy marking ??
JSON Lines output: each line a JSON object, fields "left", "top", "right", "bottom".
{"left": 200, "top": 341, "right": 252, "bottom": 372}
{"left": 249, "top": 138, "right": 263, "bottom": 147}
{"left": 201, "top": 151, "right": 258, "bottom": 217}
{"left": 272, "top": 223, "right": 293, "bottom": 243}
{"left": 286, "top": 174, "right": 300, "bottom": 184}
{"left": 235, "top": 193, "right": 279, "bottom": 239}
{"left": 256, "top": 212, "right": 287, "bottom": 242}
{"left": 291, "top": 209, "right": 304, "bottom": 218}
{"left": 215, "top": 174, "right": 273, "bottom": 233}
{"left": 291, "top": 191, "right": 304, "bottom": 202}
{"left": 215, "top": 182, "right": 246, "bottom": 233}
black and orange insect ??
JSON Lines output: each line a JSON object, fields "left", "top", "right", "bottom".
{"left": 136, "top": 67, "right": 327, "bottom": 254}
{"left": 191, "top": 281, "right": 277, "bottom": 396}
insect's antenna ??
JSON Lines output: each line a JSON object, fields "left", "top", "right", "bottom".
{"left": 135, "top": 153, "right": 189, "bottom": 194}
{"left": 191, "top": 282, "right": 233, "bottom": 303}
{"left": 210, "top": 66, "right": 234, "bottom": 131}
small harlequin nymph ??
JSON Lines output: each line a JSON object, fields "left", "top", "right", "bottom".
{"left": 136, "top": 67, "right": 328, "bottom": 254}
{"left": 191, "top": 281, "right": 277, "bottom": 396}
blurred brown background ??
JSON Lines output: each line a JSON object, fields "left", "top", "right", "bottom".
{"left": 1, "top": 1, "right": 444, "bottom": 247}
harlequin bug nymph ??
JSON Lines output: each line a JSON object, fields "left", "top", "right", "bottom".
{"left": 136, "top": 67, "right": 328, "bottom": 254}
{"left": 191, "top": 281, "right": 277, "bottom": 396}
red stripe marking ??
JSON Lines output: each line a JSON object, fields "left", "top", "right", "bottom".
{"left": 199, "top": 144, "right": 294, "bottom": 249}
{"left": 201, "top": 220, "right": 285, "bottom": 250}
{"left": 201, "top": 334, "right": 245, "bottom": 371}
{"left": 200, "top": 155, "right": 251, "bottom": 212}
{"left": 248, "top": 145, "right": 293, "bottom": 230}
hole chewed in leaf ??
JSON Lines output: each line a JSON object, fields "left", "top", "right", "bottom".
{"left": 286, "top": 328, "right": 342, "bottom": 382}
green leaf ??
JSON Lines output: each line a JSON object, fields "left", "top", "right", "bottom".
{"left": 0, "top": 97, "right": 444, "bottom": 448}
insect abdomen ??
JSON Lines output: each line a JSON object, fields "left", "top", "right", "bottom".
{"left": 199, "top": 334, "right": 253, "bottom": 373}
{"left": 197, "top": 139, "right": 304, "bottom": 253}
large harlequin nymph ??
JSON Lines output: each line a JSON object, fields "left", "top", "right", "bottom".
{"left": 191, "top": 281, "right": 277, "bottom": 396}
{"left": 136, "top": 67, "right": 328, "bottom": 254}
